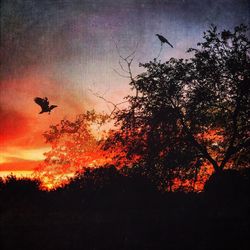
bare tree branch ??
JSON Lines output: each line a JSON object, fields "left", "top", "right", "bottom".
{"left": 111, "top": 40, "right": 140, "bottom": 128}
{"left": 113, "top": 40, "right": 138, "bottom": 84}
{"left": 88, "top": 88, "right": 128, "bottom": 119}
{"left": 155, "top": 44, "right": 163, "bottom": 59}
{"left": 112, "top": 68, "right": 130, "bottom": 78}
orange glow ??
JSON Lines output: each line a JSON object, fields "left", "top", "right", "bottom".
{"left": 0, "top": 73, "right": 226, "bottom": 193}
{"left": 0, "top": 171, "right": 34, "bottom": 179}
{"left": 1, "top": 148, "right": 49, "bottom": 162}
{"left": 0, "top": 146, "right": 48, "bottom": 176}
{"left": 34, "top": 126, "right": 222, "bottom": 190}
{"left": 1, "top": 123, "right": 223, "bottom": 191}
{"left": 35, "top": 140, "right": 134, "bottom": 190}
{"left": 0, "top": 72, "right": 89, "bottom": 181}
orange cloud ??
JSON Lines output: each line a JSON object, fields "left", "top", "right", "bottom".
{"left": 0, "top": 160, "right": 40, "bottom": 171}
{"left": 0, "top": 108, "right": 31, "bottom": 146}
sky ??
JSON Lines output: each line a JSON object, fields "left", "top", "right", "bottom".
{"left": 0, "top": 0, "right": 249, "bottom": 176}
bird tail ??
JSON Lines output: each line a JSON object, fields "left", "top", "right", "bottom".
{"left": 169, "top": 42, "right": 174, "bottom": 48}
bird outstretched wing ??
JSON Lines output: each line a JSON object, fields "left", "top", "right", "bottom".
{"left": 34, "top": 97, "right": 49, "bottom": 110}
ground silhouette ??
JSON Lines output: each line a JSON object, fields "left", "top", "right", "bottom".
{"left": 0, "top": 167, "right": 249, "bottom": 250}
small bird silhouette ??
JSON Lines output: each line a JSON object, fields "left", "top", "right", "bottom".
{"left": 34, "top": 97, "right": 58, "bottom": 114}
{"left": 156, "top": 34, "right": 173, "bottom": 48}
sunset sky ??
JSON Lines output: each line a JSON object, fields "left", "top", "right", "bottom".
{"left": 0, "top": 0, "right": 249, "bottom": 177}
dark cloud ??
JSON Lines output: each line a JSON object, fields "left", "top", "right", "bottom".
{"left": 1, "top": 0, "right": 249, "bottom": 80}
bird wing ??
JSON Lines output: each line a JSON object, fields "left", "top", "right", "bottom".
{"left": 159, "top": 35, "right": 168, "bottom": 43}
{"left": 34, "top": 97, "right": 49, "bottom": 110}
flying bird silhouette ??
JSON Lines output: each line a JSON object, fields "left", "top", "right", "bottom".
{"left": 156, "top": 34, "right": 174, "bottom": 48}
{"left": 34, "top": 97, "right": 58, "bottom": 114}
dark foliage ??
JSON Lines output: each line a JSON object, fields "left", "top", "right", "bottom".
{"left": 1, "top": 175, "right": 41, "bottom": 193}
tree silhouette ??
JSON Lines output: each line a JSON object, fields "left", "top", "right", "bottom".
{"left": 35, "top": 110, "right": 112, "bottom": 188}
{"left": 36, "top": 109, "right": 141, "bottom": 188}
{"left": 106, "top": 24, "right": 250, "bottom": 190}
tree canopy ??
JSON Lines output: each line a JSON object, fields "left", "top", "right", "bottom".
{"left": 106, "top": 24, "right": 250, "bottom": 190}
{"left": 35, "top": 111, "right": 111, "bottom": 188}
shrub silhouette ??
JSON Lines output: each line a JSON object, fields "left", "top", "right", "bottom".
{"left": 2, "top": 175, "right": 41, "bottom": 194}
{"left": 62, "top": 165, "right": 158, "bottom": 210}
